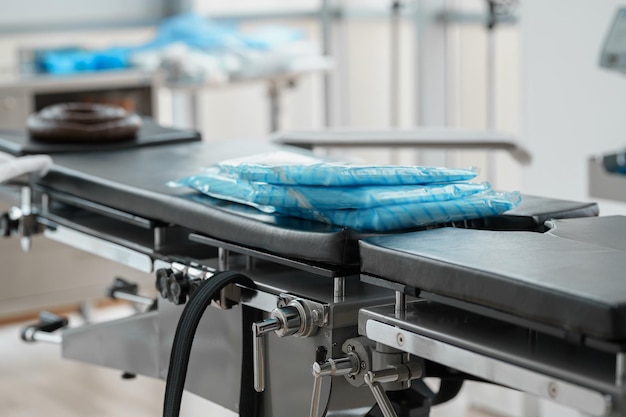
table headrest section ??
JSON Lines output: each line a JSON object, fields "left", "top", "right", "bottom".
{"left": 473, "top": 194, "right": 598, "bottom": 231}
{"left": 360, "top": 215, "right": 626, "bottom": 340}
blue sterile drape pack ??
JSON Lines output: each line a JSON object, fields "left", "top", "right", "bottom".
{"left": 171, "top": 151, "right": 521, "bottom": 232}
{"left": 35, "top": 13, "right": 316, "bottom": 81}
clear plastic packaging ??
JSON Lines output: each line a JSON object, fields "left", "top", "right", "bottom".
{"left": 276, "top": 191, "right": 522, "bottom": 232}
{"left": 172, "top": 168, "right": 490, "bottom": 210}
{"left": 171, "top": 151, "right": 521, "bottom": 232}
{"left": 217, "top": 151, "right": 478, "bottom": 186}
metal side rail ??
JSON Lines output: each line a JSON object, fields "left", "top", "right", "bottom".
{"left": 43, "top": 222, "right": 155, "bottom": 272}
{"left": 359, "top": 301, "right": 623, "bottom": 417}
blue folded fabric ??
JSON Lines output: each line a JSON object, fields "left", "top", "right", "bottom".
{"left": 37, "top": 48, "right": 130, "bottom": 75}
{"left": 217, "top": 160, "right": 478, "bottom": 186}
{"left": 145, "top": 13, "right": 304, "bottom": 51}
{"left": 173, "top": 169, "right": 490, "bottom": 210}
{"left": 142, "top": 12, "right": 245, "bottom": 51}
{"left": 172, "top": 151, "right": 521, "bottom": 232}
{"left": 36, "top": 12, "right": 305, "bottom": 75}
{"left": 276, "top": 191, "right": 522, "bottom": 232}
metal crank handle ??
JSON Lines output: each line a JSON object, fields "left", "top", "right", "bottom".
{"left": 364, "top": 371, "right": 399, "bottom": 417}
{"left": 310, "top": 372, "right": 323, "bottom": 417}
{"left": 362, "top": 363, "right": 423, "bottom": 417}
{"left": 252, "top": 305, "right": 304, "bottom": 393}
{"left": 310, "top": 355, "right": 360, "bottom": 417}
{"left": 252, "top": 317, "right": 281, "bottom": 392}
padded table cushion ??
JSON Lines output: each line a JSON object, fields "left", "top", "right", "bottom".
{"left": 479, "top": 194, "right": 598, "bottom": 231}
{"left": 360, "top": 216, "right": 626, "bottom": 340}
{"left": 38, "top": 141, "right": 357, "bottom": 265}
{"left": 36, "top": 137, "right": 599, "bottom": 267}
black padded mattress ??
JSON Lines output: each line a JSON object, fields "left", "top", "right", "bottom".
{"left": 34, "top": 136, "right": 599, "bottom": 267}
{"left": 360, "top": 216, "right": 626, "bottom": 341}
{"left": 37, "top": 140, "right": 357, "bottom": 265}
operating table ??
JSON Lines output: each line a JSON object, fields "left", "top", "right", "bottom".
{"left": 2, "top": 125, "right": 624, "bottom": 417}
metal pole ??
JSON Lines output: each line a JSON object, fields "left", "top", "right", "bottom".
{"left": 415, "top": 0, "right": 448, "bottom": 128}
{"left": 20, "top": 186, "right": 32, "bottom": 252}
{"left": 321, "top": 0, "right": 333, "bottom": 127}
{"left": 395, "top": 290, "right": 406, "bottom": 319}
{"left": 111, "top": 291, "right": 154, "bottom": 306}
{"left": 486, "top": 31, "right": 497, "bottom": 129}
{"left": 218, "top": 247, "right": 230, "bottom": 271}
{"left": 414, "top": 0, "right": 449, "bottom": 168}
{"left": 390, "top": 1, "right": 402, "bottom": 128}
{"left": 268, "top": 81, "right": 281, "bottom": 133}
{"left": 334, "top": 276, "right": 345, "bottom": 302}
{"left": 486, "top": 1, "right": 498, "bottom": 187}
{"left": 616, "top": 352, "right": 626, "bottom": 386}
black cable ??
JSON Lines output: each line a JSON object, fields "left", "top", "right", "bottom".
{"left": 240, "top": 304, "right": 264, "bottom": 416}
{"left": 163, "top": 271, "right": 256, "bottom": 417}
{"left": 431, "top": 379, "right": 464, "bottom": 406}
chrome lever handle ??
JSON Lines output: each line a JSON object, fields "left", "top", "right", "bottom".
{"left": 362, "top": 363, "right": 423, "bottom": 417}
{"left": 310, "top": 370, "right": 324, "bottom": 417}
{"left": 364, "top": 371, "right": 399, "bottom": 417}
{"left": 252, "top": 305, "right": 303, "bottom": 392}
{"left": 309, "top": 355, "right": 359, "bottom": 417}
{"left": 253, "top": 300, "right": 325, "bottom": 394}
{"left": 252, "top": 317, "right": 281, "bottom": 392}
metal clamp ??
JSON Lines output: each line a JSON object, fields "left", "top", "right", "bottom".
{"left": 1, "top": 187, "right": 43, "bottom": 251}
{"left": 155, "top": 262, "right": 215, "bottom": 305}
{"left": 307, "top": 336, "right": 422, "bottom": 417}
{"left": 0, "top": 207, "right": 20, "bottom": 237}
{"left": 310, "top": 355, "right": 360, "bottom": 417}
{"left": 253, "top": 298, "right": 327, "bottom": 392}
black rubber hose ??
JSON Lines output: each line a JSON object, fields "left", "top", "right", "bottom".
{"left": 240, "top": 304, "right": 263, "bottom": 415}
{"left": 431, "top": 379, "right": 464, "bottom": 406}
{"left": 163, "top": 271, "right": 255, "bottom": 417}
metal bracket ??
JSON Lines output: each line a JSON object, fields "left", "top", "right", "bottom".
{"left": 308, "top": 336, "right": 422, "bottom": 417}
{"left": 365, "top": 319, "right": 613, "bottom": 417}
{"left": 252, "top": 296, "right": 329, "bottom": 393}
{"left": 155, "top": 262, "right": 215, "bottom": 305}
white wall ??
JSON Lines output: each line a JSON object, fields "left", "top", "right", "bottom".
{"left": 191, "top": 19, "right": 325, "bottom": 141}
{"left": 521, "top": 1, "right": 626, "bottom": 214}
{"left": 0, "top": 0, "right": 168, "bottom": 31}
{"left": 462, "top": 4, "right": 626, "bottom": 416}
{"left": 192, "top": 0, "right": 319, "bottom": 15}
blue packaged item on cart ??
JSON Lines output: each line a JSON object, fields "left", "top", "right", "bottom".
{"left": 37, "top": 47, "right": 131, "bottom": 75}
{"left": 168, "top": 170, "right": 275, "bottom": 213}
{"left": 172, "top": 168, "right": 490, "bottom": 210}
{"left": 277, "top": 191, "right": 522, "bottom": 232}
{"left": 217, "top": 151, "right": 478, "bottom": 186}
{"left": 172, "top": 151, "right": 520, "bottom": 232}
{"left": 251, "top": 181, "right": 489, "bottom": 209}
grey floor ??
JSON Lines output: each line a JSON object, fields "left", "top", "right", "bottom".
{"left": 0, "top": 305, "right": 490, "bottom": 417}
